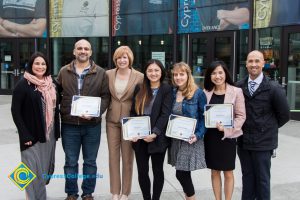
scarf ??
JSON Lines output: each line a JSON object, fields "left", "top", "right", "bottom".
{"left": 24, "top": 71, "right": 56, "bottom": 140}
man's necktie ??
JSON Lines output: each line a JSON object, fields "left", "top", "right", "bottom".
{"left": 249, "top": 81, "right": 256, "bottom": 96}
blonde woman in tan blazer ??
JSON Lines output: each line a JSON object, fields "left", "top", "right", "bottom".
{"left": 203, "top": 61, "right": 246, "bottom": 200}
{"left": 106, "top": 46, "right": 143, "bottom": 200}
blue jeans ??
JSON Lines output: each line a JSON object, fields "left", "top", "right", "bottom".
{"left": 61, "top": 123, "right": 101, "bottom": 197}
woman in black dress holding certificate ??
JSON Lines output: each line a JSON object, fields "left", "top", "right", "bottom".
{"left": 168, "top": 62, "right": 207, "bottom": 200}
{"left": 130, "top": 59, "right": 172, "bottom": 200}
{"left": 203, "top": 61, "right": 246, "bottom": 200}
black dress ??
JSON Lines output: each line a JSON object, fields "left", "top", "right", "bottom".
{"left": 204, "top": 93, "right": 236, "bottom": 171}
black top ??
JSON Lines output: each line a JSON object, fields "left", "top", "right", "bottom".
{"left": 11, "top": 78, "right": 60, "bottom": 151}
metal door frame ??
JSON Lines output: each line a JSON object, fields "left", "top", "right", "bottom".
{"left": 188, "top": 31, "right": 236, "bottom": 80}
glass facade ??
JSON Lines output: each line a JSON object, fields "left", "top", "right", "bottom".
{"left": 1, "top": 0, "right": 300, "bottom": 119}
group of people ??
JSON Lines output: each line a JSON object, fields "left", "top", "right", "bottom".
{"left": 11, "top": 39, "right": 290, "bottom": 200}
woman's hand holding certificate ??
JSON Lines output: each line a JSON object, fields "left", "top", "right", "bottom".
{"left": 166, "top": 114, "right": 197, "bottom": 142}
{"left": 122, "top": 116, "right": 151, "bottom": 140}
{"left": 204, "top": 104, "right": 233, "bottom": 128}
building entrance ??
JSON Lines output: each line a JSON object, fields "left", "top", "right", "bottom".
{"left": 188, "top": 31, "right": 236, "bottom": 87}
{"left": 0, "top": 39, "right": 36, "bottom": 94}
{"left": 283, "top": 26, "right": 300, "bottom": 120}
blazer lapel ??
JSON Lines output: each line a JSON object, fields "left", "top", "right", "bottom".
{"left": 108, "top": 69, "right": 118, "bottom": 99}
{"left": 120, "top": 69, "right": 138, "bottom": 101}
{"left": 224, "top": 84, "right": 235, "bottom": 104}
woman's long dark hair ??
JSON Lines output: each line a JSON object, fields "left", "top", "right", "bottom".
{"left": 204, "top": 60, "right": 234, "bottom": 91}
{"left": 26, "top": 52, "right": 51, "bottom": 76}
{"left": 135, "top": 59, "right": 165, "bottom": 115}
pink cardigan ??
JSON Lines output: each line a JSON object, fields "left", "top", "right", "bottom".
{"left": 204, "top": 83, "right": 246, "bottom": 139}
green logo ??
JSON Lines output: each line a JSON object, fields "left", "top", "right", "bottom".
{"left": 8, "top": 162, "right": 36, "bottom": 190}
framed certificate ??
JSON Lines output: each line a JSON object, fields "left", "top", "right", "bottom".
{"left": 70, "top": 95, "right": 101, "bottom": 117}
{"left": 121, "top": 116, "right": 151, "bottom": 140}
{"left": 166, "top": 114, "right": 197, "bottom": 141}
{"left": 204, "top": 104, "right": 233, "bottom": 128}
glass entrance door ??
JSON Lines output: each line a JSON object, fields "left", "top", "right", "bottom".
{"left": 189, "top": 31, "right": 235, "bottom": 87}
{"left": 0, "top": 40, "right": 16, "bottom": 93}
{"left": 283, "top": 26, "right": 300, "bottom": 120}
{"left": 0, "top": 39, "right": 35, "bottom": 94}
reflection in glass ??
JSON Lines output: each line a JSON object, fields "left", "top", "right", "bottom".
{"left": 287, "top": 33, "right": 300, "bottom": 111}
{"left": 255, "top": 27, "right": 281, "bottom": 82}
{"left": 0, "top": 41, "right": 14, "bottom": 89}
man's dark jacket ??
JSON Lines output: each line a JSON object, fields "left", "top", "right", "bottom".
{"left": 236, "top": 75, "right": 289, "bottom": 151}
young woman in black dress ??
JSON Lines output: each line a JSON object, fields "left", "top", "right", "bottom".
{"left": 203, "top": 61, "right": 246, "bottom": 200}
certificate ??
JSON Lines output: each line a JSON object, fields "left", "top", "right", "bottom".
{"left": 70, "top": 95, "right": 101, "bottom": 117}
{"left": 166, "top": 114, "right": 197, "bottom": 141}
{"left": 122, "top": 116, "right": 151, "bottom": 140}
{"left": 205, "top": 104, "right": 233, "bottom": 128}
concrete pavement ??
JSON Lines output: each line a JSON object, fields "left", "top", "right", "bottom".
{"left": 1, "top": 95, "right": 300, "bottom": 200}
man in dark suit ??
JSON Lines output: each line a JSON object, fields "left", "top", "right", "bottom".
{"left": 236, "top": 50, "right": 289, "bottom": 200}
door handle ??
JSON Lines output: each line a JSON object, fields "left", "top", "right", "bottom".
{"left": 13, "top": 69, "right": 20, "bottom": 76}
{"left": 281, "top": 76, "right": 287, "bottom": 87}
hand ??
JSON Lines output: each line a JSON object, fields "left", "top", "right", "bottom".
{"left": 216, "top": 121, "right": 224, "bottom": 132}
{"left": 130, "top": 137, "right": 139, "bottom": 142}
{"left": 143, "top": 133, "right": 157, "bottom": 143}
{"left": 25, "top": 141, "right": 32, "bottom": 146}
{"left": 80, "top": 115, "right": 93, "bottom": 120}
{"left": 188, "top": 134, "right": 197, "bottom": 144}
{"left": 219, "top": 19, "right": 230, "bottom": 30}
{"left": 217, "top": 10, "right": 226, "bottom": 19}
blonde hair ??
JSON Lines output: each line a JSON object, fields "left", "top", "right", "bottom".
{"left": 172, "top": 62, "right": 198, "bottom": 99}
{"left": 113, "top": 46, "right": 134, "bottom": 68}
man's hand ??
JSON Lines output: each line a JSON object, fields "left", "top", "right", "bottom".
{"left": 80, "top": 115, "right": 93, "bottom": 120}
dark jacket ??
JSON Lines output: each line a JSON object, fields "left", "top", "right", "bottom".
{"left": 11, "top": 78, "right": 60, "bottom": 151}
{"left": 172, "top": 88, "right": 207, "bottom": 140}
{"left": 236, "top": 76, "right": 290, "bottom": 151}
{"left": 57, "top": 60, "right": 110, "bottom": 125}
{"left": 130, "top": 83, "right": 173, "bottom": 154}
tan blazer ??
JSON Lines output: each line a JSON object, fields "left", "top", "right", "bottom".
{"left": 106, "top": 68, "right": 144, "bottom": 124}
{"left": 204, "top": 83, "right": 246, "bottom": 139}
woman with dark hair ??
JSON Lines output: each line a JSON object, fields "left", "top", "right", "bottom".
{"left": 203, "top": 60, "right": 246, "bottom": 200}
{"left": 131, "top": 59, "right": 172, "bottom": 200}
{"left": 11, "top": 52, "right": 60, "bottom": 200}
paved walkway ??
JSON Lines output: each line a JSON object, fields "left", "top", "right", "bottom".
{"left": 1, "top": 95, "right": 300, "bottom": 200}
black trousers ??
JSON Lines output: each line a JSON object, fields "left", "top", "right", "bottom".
{"left": 134, "top": 141, "right": 166, "bottom": 200}
{"left": 238, "top": 147, "right": 272, "bottom": 200}
{"left": 176, "top": 170, "right": 195, "bottom": 197}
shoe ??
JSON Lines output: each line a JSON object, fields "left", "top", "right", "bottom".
{"left": 82, "top": 194, "right": 94, "bottom": 200}
{"left": 119, "top": 194, "right": 128, "bottom": 200}
{"left": 65, "top": 195, "right": 78, "bottom": 200}
{"left": 112, "top": 194, "right": 120, "bottom": 200}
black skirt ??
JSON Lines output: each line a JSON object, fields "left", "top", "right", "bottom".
{"left": 204, "top": 128, "right": 236, "bottom": 171}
